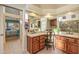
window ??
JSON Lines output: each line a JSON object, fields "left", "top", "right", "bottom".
{"left": 5, "top": 7, "right": 20, "bottom": 15}
{"left": 6, "top": 16, "right": 20, "bottom": 20}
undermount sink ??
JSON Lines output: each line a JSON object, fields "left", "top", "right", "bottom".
{"left": 60, "top": 32, "right": 74, "bottom": 35}
{"left": 65, "top": 32, "right": 73, "bottom": 35}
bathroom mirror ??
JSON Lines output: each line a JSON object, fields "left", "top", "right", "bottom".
{"left": 59, "top": 20, "right": 79, "bottom": 33}
{"left": 28, "top": 15, "right": 41, "bottom": 33}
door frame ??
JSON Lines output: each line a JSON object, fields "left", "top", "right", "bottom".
{"left": 3, "top": 6, "right": 23, "bottom": 53}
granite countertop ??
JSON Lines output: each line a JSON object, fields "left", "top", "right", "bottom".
{"left": 27, "top": 32, "right": 47, "bottom": 37}
{"left": 56, "top": 32, "right": 79, "bottom": 39}
{"left": 27, "top": 31, "right": 79, "bottom": 39}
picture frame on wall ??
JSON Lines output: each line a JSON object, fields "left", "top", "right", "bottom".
{"left": 25, "top": 22, "right": 29, "bottom": 29}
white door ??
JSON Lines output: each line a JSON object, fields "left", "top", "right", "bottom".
{"left": 0, "top": 15, "right": 5, "bottom": 53}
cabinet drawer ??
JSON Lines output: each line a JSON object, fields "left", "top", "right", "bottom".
{"left": 40, "top": 42, "right": 45, "bottom": 46}
{"left": 33, "top": 40, "right": 39, "bottom": 44}
{"left": 77, "top": 46, "right": 79, "bottom": 53}
{"left": 40, "top": 45, "right": 45, "bottom": 49}
{"left": 32, "top": 46, "right": 39, "bottom": 51}
{"left": 67, "top": 38, "right": 75, "bottom": 43}
{"left": 40, "top": 35, "right": 46, "bottom": 39}
{"left": 32, "top": 44, "right": 39, "bottom": 53}
{"left": 40, "top": 43, "right": 45, "bottom": 49}
{"left": 32, "top": 37, "right": 39, "bottom": 42}
{"left": 32, "top": 48, "right": 39, "bottom": 53}
{"left": 55, "top": 39, "right": 64, "bottom": 50}
{"left": 67, "top": 43, "right": 78, "bottom": 54}
{"left": 40, "top": 39, "right": 45, "bottom": 42}
{"left": 76, "top": 39, "right": 79, "bottom": 45}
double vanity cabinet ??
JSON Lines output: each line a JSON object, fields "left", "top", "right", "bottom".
{"left": 27, "top": 33, "right": 47, "bottom": 54}
{"left": 56, "top": 35, "right": 79, "bottom": 54}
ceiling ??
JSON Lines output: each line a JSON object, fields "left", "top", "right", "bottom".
{"left": 34, "top": 4, "right": 67, "bottom": 9}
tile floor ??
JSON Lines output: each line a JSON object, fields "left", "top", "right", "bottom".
{"left": 4, "top": 39, "right": 23, "bottom": 54}
{"left": 37, "top": 48, "right": 65, "bottom": 54}
{"left": 4, "top": 39, "right": 65, "bottom": 54}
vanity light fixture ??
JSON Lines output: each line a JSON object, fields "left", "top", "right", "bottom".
{"left": 67, "top": 12, "right": 74, "bottom": 15}
{"left": 29, "top": 13, "right": 37, "bottom": 17}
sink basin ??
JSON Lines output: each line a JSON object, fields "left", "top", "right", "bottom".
{"left": 60, "top": 32, "right": 74, "bottom": 35}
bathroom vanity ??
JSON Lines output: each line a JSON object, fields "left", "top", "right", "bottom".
{"left": 27, "top": 32, "right": 47, "bottom": 54}
{"left": 55, "top": 33, "right": 79, "bottom": 54}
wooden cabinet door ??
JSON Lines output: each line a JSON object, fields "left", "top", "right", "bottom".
{"left": 32, "top": 43, "right": 39, "bottom": 53}
{"left": 40, "top": 42, "right": 45, "bottom": 49}
{"left": 39, "top": 35, "right": 46, "bottom": 50}
{"left": 76, "top": 39, "right": 79, "bottom": 45}
{"left": 40, "top": 35, "right": 46, "bottom": 42}
{"left": 58, "top": 40, "right": 64, "bottom": 50}
{"left": 77, "top": 46, "right": 79, "bottom": 54}
{"left": 50, "top": 19, "right": 57, "bottom": 26}
{"left": 55, "top": 36, "right": 64, "bottom": 50}
{"left": 60, "top": 36, "right": 67, "bottom": 51}
{"left": 56, "top": 36, "right": 66, "bottom": 51}
{"left": 68, "top": 43, "right": 78, "bottom": 54}
{"left": 55, "top": 36, "right": 60, "bottom": 49}
{"left": 32, "top": 37, "right": 39, "bottom": 53}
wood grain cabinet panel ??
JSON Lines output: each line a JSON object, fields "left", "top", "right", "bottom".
{"left": 67, "top": 43, "right": 78, "bottom": 54}
{"left": 40, "top": 42, "right": 45, "bottom": 49}
{"left": 27, "top": 35, "right": 46, "bottom": 54}
{"left": 39, "top": 35, "right": 46, "bottom": 50}
{"left": 77, "top": 46, "right": 79, "bottom": 53}
{"left": 76, "top": 39, "right": 79, "bottom": 44}
{"left": 68, "top": 38, "right": 75, "bottom": 43}
{"left": 32, "top": 43, "right": 39, "bottom": 53}
{"left": 40, "top": 35, "right": 46, "bottom": 42}
{"left": 56, "top": 35, "right": 79, "bottom": 54}
{"left": 55, "top": 36, "right": 66, "bottom": 51}
{"left": 50, "top": 19, "right": 57, "bottom": 26}
{"left": 56, "top": 39, "right": 64, "bottom": 50}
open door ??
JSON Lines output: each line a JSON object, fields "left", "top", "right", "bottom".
{"left": 0, "top": 15, "right": 5, "bottom": 53}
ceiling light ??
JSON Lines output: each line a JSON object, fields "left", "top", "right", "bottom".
{"left": 45, "top": 13, "right": 52, "bottom": 19}
{"left": 67, "top": 12, "right": 74, "bottom": 15}
{"left": 29, "top": 13, "right": 37, "bottom": 17}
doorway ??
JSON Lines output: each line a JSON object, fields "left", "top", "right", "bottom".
{"left": 4, "top": 16, "right": 22, "bottom": 54}
{"left": 3, "top": 5, "right": 24, "bottom": 54}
